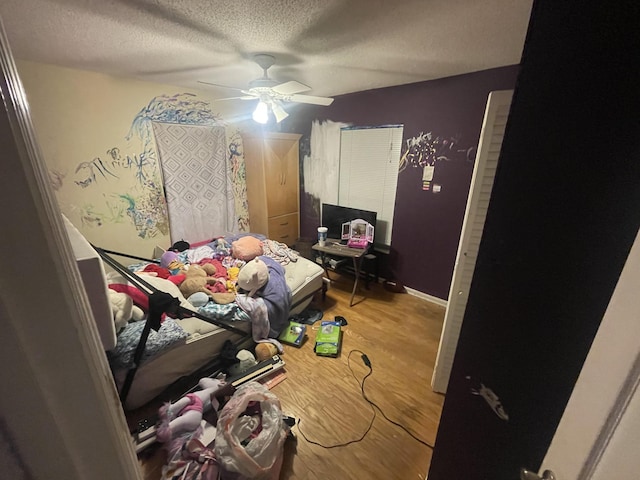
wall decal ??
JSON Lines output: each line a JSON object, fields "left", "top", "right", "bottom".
{"left": 400, "top": 131, "right": 476, "bottom": 191}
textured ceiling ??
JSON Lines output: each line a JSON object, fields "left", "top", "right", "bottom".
{"left": 0, "top": 0, "right": 533, "bottom": 99}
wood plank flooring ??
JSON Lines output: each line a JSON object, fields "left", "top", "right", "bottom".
{"left": 135, "top": 273, "right": 446, "bottom": 480}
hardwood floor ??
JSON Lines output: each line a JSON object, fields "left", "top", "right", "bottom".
{"left": 135, "top": 273, "right": 446, "bottom": 479}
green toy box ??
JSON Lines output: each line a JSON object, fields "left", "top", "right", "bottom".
{"left": 314, "top": 320, "right": 342, "bottom": 357}
{"left": 278, "top": 320, "right": 307, "bottom": 347}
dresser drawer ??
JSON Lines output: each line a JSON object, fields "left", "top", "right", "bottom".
{"left": 268, "top": 213, "right": 298, "bottom": 245}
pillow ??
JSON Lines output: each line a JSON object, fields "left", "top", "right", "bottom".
{"left": 231, "top": 236, "right": 264, "bottom": 261}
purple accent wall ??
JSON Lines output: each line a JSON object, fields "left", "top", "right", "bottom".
{"left": 284, "top": 65, "right": 520, "bottom": 299}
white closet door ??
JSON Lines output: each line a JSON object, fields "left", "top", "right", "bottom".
{"left": 431, "top": 90, "right": 513, "bottom": 393}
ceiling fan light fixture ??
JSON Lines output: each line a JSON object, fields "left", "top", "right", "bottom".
{"left": 252, "top": 100, "right": 269, "bottom": 124}
{"left": 271, "top": 102, "right": 289, "bottom": 123}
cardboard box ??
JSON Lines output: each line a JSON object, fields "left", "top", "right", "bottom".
{"left": 314, "top": 321, "right": 342, "bottom": 357}
{"left": 278, "top": 321, "right": 307, "bottom": 347}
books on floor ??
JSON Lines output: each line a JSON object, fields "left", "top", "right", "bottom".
{"left": 278, "top": 320, "right": 308, "bottom": 347}
{"left": 314, "top": 320, "right": 342, "bottom": 357}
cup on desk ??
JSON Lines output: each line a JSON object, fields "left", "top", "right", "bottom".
{"left": 317, "top": 226, "right": 328, "bottom": 246}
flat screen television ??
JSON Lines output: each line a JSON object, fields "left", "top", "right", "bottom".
{"left": 321, "top": 203, "right": 377, "bottom": 244}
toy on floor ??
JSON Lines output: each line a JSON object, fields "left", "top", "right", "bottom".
{"left": 255, "top": 343, "right": 278, "bottom": 361}
{"left": 156, "top": 377, "right": 226, "bottom": 443}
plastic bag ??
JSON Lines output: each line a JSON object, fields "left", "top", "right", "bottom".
{"left": 215, "top": 382, "right": 288, "bottom": 479}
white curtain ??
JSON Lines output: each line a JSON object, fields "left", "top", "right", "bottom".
{"left": 303, "top": 119, "right": 350, "bottom": 207}
{"left": 153, "top": 122, "right": 236, "bottom": 243}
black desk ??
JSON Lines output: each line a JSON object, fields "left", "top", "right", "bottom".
{"left": 312, "top": 239, "right": 370, "bottom": 306}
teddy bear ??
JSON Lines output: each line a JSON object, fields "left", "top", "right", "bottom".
{"left": 179, "top": 264, "right": 235, "bottom": 305}
{"left": 255, "top": 343, "right": 278, "bottom": 362}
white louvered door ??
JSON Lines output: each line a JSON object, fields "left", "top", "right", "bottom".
{"left": 431, "top": 90, "right": 513, "bottom": 393}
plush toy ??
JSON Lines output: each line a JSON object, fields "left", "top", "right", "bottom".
{"left": 255, "top": 343, "right": 278, "bottom": 362}
{"left": 226, "top": 266, "right": 240, "bottom": 293}
{"left": 187, "top": 291, "right": 210, "bottom": 308}
{"left": 108, "top": 288, "right": 144, "bottom": 332}
{"left": 226, "top": 349, "right": 257, "bottom": 376}
{"left": 200, "top": 263, "right": 217, "bottom": 277}
{"left": 160, "top": 251, "right": 179, "bottom": 269}
{"left": 156, "top": 377, "right": 226, "bottom": 443}
{"left": 237, "top": 258, "right": 269, "bottom": 297}
{"left": 178, "top": 264, "right": 219, "bottom": 299}
{"left": 179, "top": 264, "right": 235, "bottom": 304}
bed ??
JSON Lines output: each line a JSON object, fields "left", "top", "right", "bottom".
{"left": 64, "top": 218, "right": 325, "bottom": 410}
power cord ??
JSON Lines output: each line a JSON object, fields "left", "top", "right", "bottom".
{"left": 296, "top": 350, "right": 376, "bottom": 448}
{"left": 296, "top": 349, "right": 434, "bottom": 449}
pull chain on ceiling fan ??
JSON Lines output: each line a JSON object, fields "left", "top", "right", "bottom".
{"left": 198, "top": 54, "right": 334, "bottom": 123}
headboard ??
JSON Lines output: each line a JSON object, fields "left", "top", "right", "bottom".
{"left": 62, "top": 215, "right": 116, "bottom": 350}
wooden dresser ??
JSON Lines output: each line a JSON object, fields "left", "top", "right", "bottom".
{"left": 243, "top": 131, "right": 301, "bottom": 246}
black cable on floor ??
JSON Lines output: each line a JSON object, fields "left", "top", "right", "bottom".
{"left": 296, "top": 349, "right": 435, "bottom": 449}
{"left": 348, "top": 349, "right": 435, "bottom": 449}
{"left": 296, "top": 350, "right": 376, "bottom": 448}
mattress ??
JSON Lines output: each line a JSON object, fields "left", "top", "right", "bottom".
{"left": 115, "top": 252, "right": 325, "bottom": 410}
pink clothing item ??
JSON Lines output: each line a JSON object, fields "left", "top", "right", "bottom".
{"left": 179, "top": 393, "right": 204, "bottom": 415}
{"left": 199, "top": 258, "right": 228, "bottom": 279}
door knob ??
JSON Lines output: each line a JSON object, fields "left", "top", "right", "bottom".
{"left": 520, "top": 468, "right": 556, "bottom": 480}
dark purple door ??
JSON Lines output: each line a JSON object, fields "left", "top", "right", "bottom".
{"left": 428, "top": 1, "right": 640, "bottom": 478}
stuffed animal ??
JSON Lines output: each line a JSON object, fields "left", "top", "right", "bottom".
{"left": 187, "top": 291, "right": 210, "bottom": 308}
{"left": 237, "top": 258, "right": 269, "bottom": 297}
{"left": 226, "top": 266, "right": 240, "bottom": 293}
{"left": 200, "top": 263, "right": 217, "bottom": 277}
{"left": 179, "top": 264, "right": 235, "bottom": 304}
{"left": 226, "top": 349, "right": 257, "bottom": 376}
{"left": 178, "top": 264, "right": 219, "bottom": 299}
{"left": 156, "top": 377, "right": 226, "bottom": 443}
{"left": 160, "top": 250, "right": 179, "bottom": 269}
{"left": 255, "top": 343, "right": 278, "bottom": 362}
{"left": 108, "top": 288, "right": 144, "bottom": 332}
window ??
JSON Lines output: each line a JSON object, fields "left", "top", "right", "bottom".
{"left": 338, "top": 125, "right": 403, "bottom": 247}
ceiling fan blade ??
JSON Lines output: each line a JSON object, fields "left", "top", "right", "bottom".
{"left": 214, "top": 96, "right": 257, "bottom": 101}
{"left": 197, "top": 80, "right": 245, "bottom": 92}
{"left": 288, "top": 94, "right": 335, "bottom": 106}
{"left": 270, "top": 80, "right": 311, "bottom": 95}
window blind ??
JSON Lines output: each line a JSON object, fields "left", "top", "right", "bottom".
{"left": 338, "top": 125, "right": 403, "bottom": 246}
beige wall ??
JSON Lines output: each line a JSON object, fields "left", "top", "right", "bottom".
{"left": 16, "top": 60, "right": 244, "bottom": 258}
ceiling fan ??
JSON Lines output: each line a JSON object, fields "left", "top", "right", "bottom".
{"left": 198, "top": 54, "right": 334, "bottom": 123}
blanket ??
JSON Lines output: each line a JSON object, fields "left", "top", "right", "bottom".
{"left": 255, "top": 255, "right": 292, "bottom": 336}
{"left": 108, "top": 318, "right": 188, "bottom": 369}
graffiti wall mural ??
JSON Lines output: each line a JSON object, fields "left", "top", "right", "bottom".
{"left": 400, "top": 131, "right": 476, "bottom": 191}
{"left": 63, "top": 93, "right": 248, "bottom": 239}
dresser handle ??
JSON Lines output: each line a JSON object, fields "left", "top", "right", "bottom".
{"left": 280, "top": 222, "right": 288, "bottom": 226}
{"left": 280, "top": 234, "right": 289, "bottom": 239}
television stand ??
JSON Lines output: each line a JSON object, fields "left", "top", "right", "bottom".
{"left": 312, "top": 238, "right": 370, "bottom": 307}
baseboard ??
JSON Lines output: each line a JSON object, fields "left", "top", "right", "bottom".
{"left": 405, "top": 287, "right": 448, "bottom": 308}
